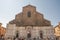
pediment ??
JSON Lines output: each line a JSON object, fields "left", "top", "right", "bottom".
{"left": 9, "top": 5, "right": 51, "bottom": 26}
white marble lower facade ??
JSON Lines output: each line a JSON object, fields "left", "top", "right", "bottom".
{"left": 5, "top": 24, "right": 54, "bottom": 40}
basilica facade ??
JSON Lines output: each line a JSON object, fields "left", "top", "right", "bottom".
{"left": 5, "top": 5, "right": 54, "bottom": 40}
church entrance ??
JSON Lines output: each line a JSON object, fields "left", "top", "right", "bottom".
{"left": 16, "top": 31, "right": 19, "bottom": 38}
{"left": 27, "top": 31, "right": 31, "bottom": 38}
{"left": 39, "top": 31, "right": 43, "bottom": 39}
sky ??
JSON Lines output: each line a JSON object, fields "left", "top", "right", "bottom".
{"left": 0, "top": 0, "right": 60, "bottom": 28}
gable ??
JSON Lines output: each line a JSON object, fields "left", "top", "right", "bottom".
{"left": 9, "top": 5, "right": 51, "bottom": 26}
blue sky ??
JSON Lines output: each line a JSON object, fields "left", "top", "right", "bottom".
{"left": 0, "top": 0, "right": 60, "bottom": 27}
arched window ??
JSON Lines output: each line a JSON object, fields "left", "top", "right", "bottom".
{"left": 27, "top": 11, "right": 31, "bottom": 17}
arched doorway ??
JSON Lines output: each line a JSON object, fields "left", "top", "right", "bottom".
{"left": 39, "top": 31, "right": 43, "bottom": 39}
{"left": 27, "top": 31, "right": 31, "bottom": 38}
{"left": 16, "top": 31, "right": 19, "bottom": 38}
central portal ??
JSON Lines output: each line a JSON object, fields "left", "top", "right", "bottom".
{"left": 27, "top": 31, "right": 31, "bottom": 38}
